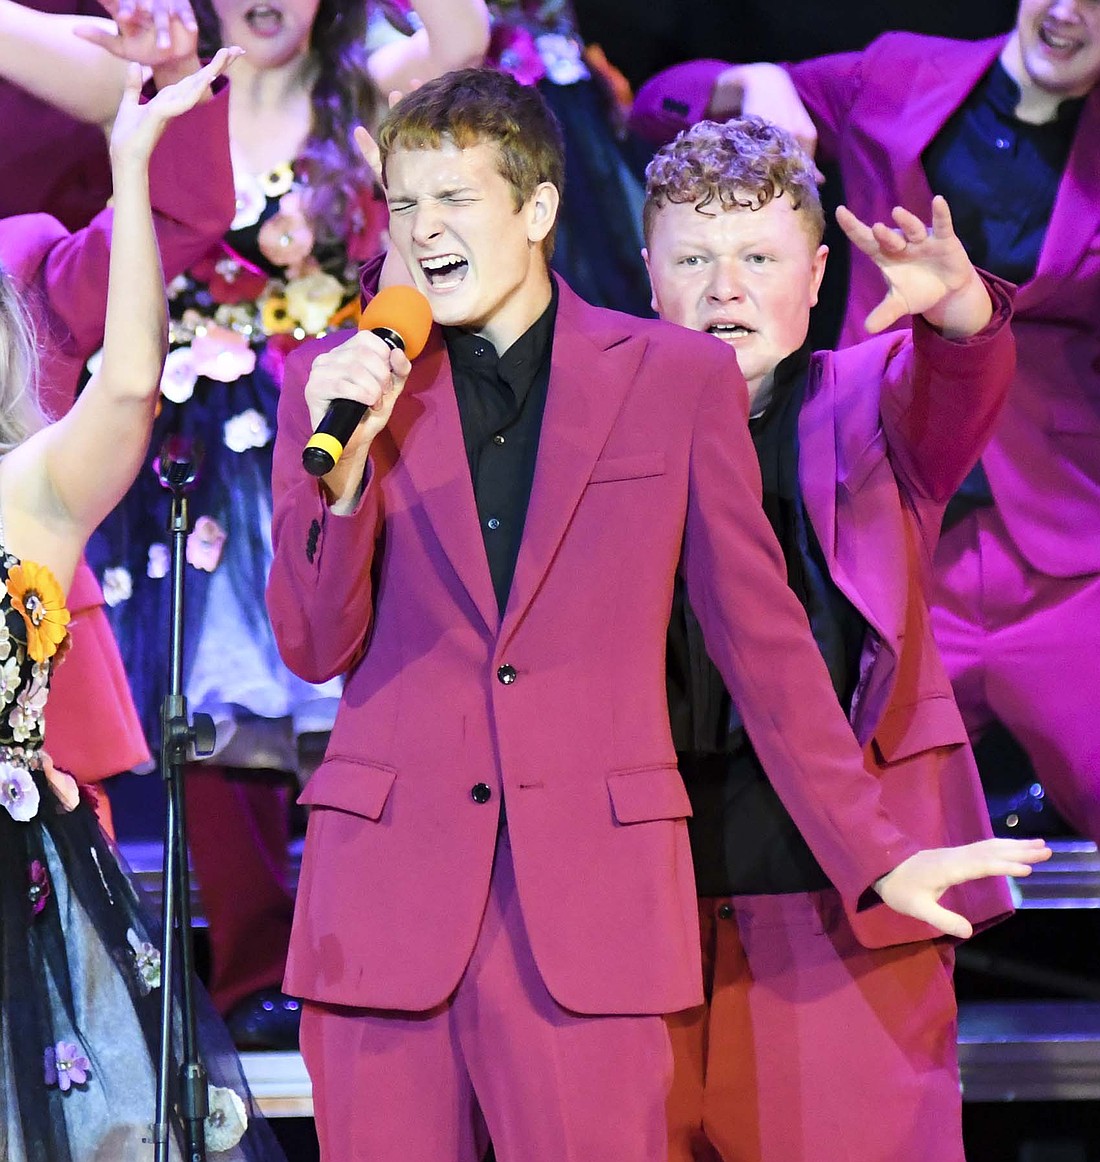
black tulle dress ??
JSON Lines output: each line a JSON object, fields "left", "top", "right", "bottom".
{"left": 0, "top": 530, "right": 286, "bottom": 1162}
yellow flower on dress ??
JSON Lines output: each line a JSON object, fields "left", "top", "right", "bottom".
{"left": 6, "top": 561, "right": 71, "bottom": 663}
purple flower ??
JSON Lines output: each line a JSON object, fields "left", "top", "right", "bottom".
{"left": 0, "top": 761, "right": 39, "bottom": 822}
{"left": 44, "top": 1041, "right": 90, "bottom": 1091}
{"left": 27, "top": 859, "right": 50, "bottom": 916}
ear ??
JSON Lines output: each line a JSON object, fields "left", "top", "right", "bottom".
{"left": 808, "top": 244, "right": 828, "bottom": 308}
{"left": 526, "top": 181, "right": 561, "bottom": 245}
{"left": 641, "top": 247, "right": 659, "bottom": 315}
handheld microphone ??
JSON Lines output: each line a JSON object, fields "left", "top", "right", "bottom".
{"left": 302, "top": 284, "right": 433, "bottom": 477}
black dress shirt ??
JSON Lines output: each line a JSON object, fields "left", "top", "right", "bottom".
{"left": 444, "top": 283, "right": 558, "bottom": 615}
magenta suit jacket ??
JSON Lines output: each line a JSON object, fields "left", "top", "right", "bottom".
{"left": 0, "top": 82, "right": 234, "bottom": 781}
{"left": 803, "top": 298, "right": 1016, "bottom": 946}
{"left": 266, "top": 277, "right": 945, "bottom": 1016}
{"left": 632, "top": 36, "right": 1100, "bottom": 577}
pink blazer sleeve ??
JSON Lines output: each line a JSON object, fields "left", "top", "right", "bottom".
{"left": 266, "top": 337, "right": 386, "bottom": 684}
{"left": 680, "top": 353, "right": 921, "bottom": 909}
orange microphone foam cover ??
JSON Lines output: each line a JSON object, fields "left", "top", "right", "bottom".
{"left": 359, "top": 284, "right": 434, "bottom": 359}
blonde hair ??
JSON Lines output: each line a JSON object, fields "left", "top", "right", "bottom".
{"left": 643, "top": 116, "right": 824, "bottom": 247}
{"left": 0, "top": 271, "right": 48, "bottom": 455}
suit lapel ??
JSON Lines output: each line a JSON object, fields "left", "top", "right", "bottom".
{"left": 886, "top": 38, "right": 1006, "bottom": 211}
{"left": 388, "top": 328, "right": 500, "bottom": 635}
{"left": 500, "top": 280, "right": 642, "bottom": 644}
{"left": 798, "top": 364, "right": 900, "bottom": 654}
{"left": 1017, "top": 85, "right": 1100, "bottom": 311}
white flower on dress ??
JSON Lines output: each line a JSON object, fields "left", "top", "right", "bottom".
{"left": 160, "top": 347, "right": 199, "bottom": 404}
{"left": 186, "top": 517, "right": 227, "bottom": 573}
{"left": 10, "top": 676, "right": 49, "bottom": 743}
{"left": 231, "top": 172, "right": 267, "bottom": 231}
{"left": 127, "top": 928, "right": 162, "bottom": 993}
{"left": 0, "top": 761, "right": 39, "bottom": 822}
{"left": 101, "top": 567, "right": 133, "bottom": 608}
{"left": 0, "top": 655, "right": 21, "bottom": 705}
{"left": 147, "top": 544, "right": 170, "bottom": 579}
{"left": 224, "top": 409, "right": 273, "bottom": 454}
{"left": 536, "top": 34, "right": 590, "bottom": 85}
{"left": 191, "top": 324, "right": 257, "bottom": 382}
{"left": 204, "top": 1085, "right": 248, "bottom": 1152}
{"left": 0, "top": 621, "right": 11, "bottom": 661}
{"left": 166, "top": 273, "right": 190, "bottom": 299}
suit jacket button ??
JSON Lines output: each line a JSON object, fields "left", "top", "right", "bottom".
{"left": 471, "top": 783, "right": 492, "bottom": 804}
{"left": 716, "top": 903, "right": 734, "bottom": 921}
{"left": 496, "top": 664, "right": 517, "bottom": 685}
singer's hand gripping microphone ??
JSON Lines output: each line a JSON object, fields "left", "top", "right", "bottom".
{"left": 302, "top": 284, "right": 433, "bottom": 477}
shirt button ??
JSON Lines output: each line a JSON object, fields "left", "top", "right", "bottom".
{"left": 716, "top": 903, "right": 734, "bottom": 920}
{"left": 470, "top": 782, "right": 492, "bottom": 804}
{"left": 492, "top": 433, "right": 506, "bottom": 445}
{"left": 994, "top": 136, "right": 1011, "bottom": 150}
{"left": 487, "top": 517, "right": 501, "bottom": 530}
{"left": 497, "top": 664, "right": 517, "bottom": 685}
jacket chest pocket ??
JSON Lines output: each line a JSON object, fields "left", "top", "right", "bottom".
{"left": 588, "top": 452, "right": 666, "bottom": 485}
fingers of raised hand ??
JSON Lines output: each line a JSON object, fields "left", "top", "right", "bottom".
{"left": 929, "top": 194, "right": 955, "bottom": 239}
{"left": 834, "top": 205, "right": 878, "bottom": 254}
{"left": 354, "top": 125, "right": 383, "bottom": 186}
{"left": 871, "top": 220, "right": 909, "bottom": 254}
{"left": 890, "top": 205, "right": 928, "bottom": 245}
{"left": 863, "top": 289, "right": 906, "bottom": 335}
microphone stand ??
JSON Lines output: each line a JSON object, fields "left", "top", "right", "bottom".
{"left": 151, "top": 442, "right": 216, "bottom": 1162}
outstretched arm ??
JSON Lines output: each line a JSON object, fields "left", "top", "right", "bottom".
{"left": 0, "top": 0, "right": 202, "bottom": 128}
{"left": 631, "top": 57, "right": 818, "bottom": 158}
{"left": 367, "top": 0, "right": 490, "bottom": 95}
{"left": 0, "top": 50, "right": 240, "bottom": 587}
{"left": 0, "top": 0, "right": 128, "bottom": 125}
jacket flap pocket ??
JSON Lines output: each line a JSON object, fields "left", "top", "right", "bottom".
{"left": 589, "top": 452, "right": 665, "bottom": 484}
{"left": 298, "top": 756, "right": 397, "bottom": 820}
{"left": 607, "top": 764, "right": 692, "bottom": 824}
{"left": 872, "top": 695, "right": 969, "bottom": 764}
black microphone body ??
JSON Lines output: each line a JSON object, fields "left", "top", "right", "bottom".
{"left": 301, "top": 326, "right": 406, "bottom": 478}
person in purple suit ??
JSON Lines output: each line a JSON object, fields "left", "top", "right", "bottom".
{"left": 267, "top": 68, "right": 1049, "bottom": 1161}
{"left": 631, "top": 0, "right": 1100, "bottom": 849}
{"left": 645, "top": 115, "right": 1019, "bottom": 1162}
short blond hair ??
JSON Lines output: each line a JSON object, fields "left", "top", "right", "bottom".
{"left": 643, "top": 116, "right": 824, "bottom": 247}
{"left": 378, "top": 69, "right": 565, "bottom": 257}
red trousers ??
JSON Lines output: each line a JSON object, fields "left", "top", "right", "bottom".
{"left": 667, "top": 892, "right": 963, "bottom": 1162}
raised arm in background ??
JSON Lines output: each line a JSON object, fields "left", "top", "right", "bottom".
{"left": 0, "top": 47, "right": 239, "bottom": 590}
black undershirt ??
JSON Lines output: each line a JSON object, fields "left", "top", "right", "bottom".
{"left": 670, "top": 348, "right": 867, "bottom": 896}
{"left": 444, "top": 284, "right": 558, "bottom": 615}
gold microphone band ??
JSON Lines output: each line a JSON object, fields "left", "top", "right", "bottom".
{"left": 304, "top": 432, "right": 345, "bottom": 465}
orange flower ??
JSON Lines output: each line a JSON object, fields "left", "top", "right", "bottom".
{"left": 6, "top": 561, "right": 71, "bottom": 663}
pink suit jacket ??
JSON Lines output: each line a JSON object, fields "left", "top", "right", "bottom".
{"left": 268, "top": 277, "right": 942, "bottom": 1017}
{"left": 0, "top": 81, "right": 234, "bottom": 781}
{"left": 632, "top": 36, "right": 1100, "bottom": 577}
{"left": 803, "top": 300, "right": 1016, "bottom": 947}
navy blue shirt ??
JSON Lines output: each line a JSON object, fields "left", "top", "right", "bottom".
{"left": 923, "top": 58, "right": 1084, "bottom": 288}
